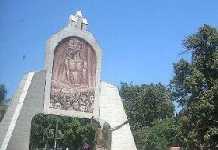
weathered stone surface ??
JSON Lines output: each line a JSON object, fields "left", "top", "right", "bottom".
{"left": 0, "top": 73, "right": 137, "bottom": 150}
{"left": 99, "top": 82, "right": 137, "bottom": 150}
{"left": 50, "top": 37, "right": 96, "bottom": 113}
{"left": 0, "top": 73, "right": 30, "bottom": 150}
{"left": 0, "top": 71, "right": 45, "bottom": 150}
{"left": 44, "top": 12, "right": 102, "bottom": 119}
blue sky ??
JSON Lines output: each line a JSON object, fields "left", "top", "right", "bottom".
{"left": 0, "top": 0, "right": 218, "bottom": 97}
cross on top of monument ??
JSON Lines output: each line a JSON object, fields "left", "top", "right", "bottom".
{"left": 69, "top": 10, "right": 88, "bottom": 31}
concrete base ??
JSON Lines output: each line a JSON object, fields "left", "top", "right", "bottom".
{"left": 0, "top": 71, "right": 137, "bottom": 150}
{"left": 99, "top": 82, "right": 137, "bottom": 150}
{"left": 0, "top": 71, "right": 45, "bottom": 150}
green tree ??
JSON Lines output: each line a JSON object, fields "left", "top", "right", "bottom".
{"left": 120, "top": 83, "right": 174, "bottom": 129}
{"left": 135, "top": 118, "right": 181, "bottom": 150}
{"left": 30, "top": 114, "right": 96, "bottom": 150}
{"left": 62, "top": 118, "right": 95, "bottom": 149}
{"left": 119, "top": 83, "right": 175, "bottom": 149}
{"left": 171, "top": 24, "right": 218, "bottom": 149}
{"left": 0, "top": 84, "right": 7, "bottom": 105}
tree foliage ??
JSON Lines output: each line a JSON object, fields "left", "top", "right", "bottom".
{"left": 0, "top": 84, "right": 7, "bottom": 105}
{"left": 30, "top": 114, "right": 96, "bottom": 150}
{"left": 120, "top": 83, "right": 174, "bottom": 129}
{"left": 170, "top": 24, "right": 218, "bottom": 149}
{"left": 119, "top": 83, "right": 175, "bottom": 149}
{"left": 134, "top": 118, "right": 181, "bottom": 150}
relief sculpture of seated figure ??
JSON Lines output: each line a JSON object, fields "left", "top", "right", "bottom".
{"left": 50, "top": 37, "right": 96, "bottom": 112}
{"left": 64, "top": 50, "right": 88, "bottom": 88}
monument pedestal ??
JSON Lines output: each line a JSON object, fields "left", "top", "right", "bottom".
{"left": 0, "top": 72, "right": 137, "bottom": 150}
{"left": 0, "top": 71, "right": 45, "bottom": 150}
{"left": 99, "top": 82, "right": 137, "bottom": 150}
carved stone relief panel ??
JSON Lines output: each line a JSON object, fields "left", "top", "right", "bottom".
{"left": 50, "top": 37, "right": 96, "bottom": 113}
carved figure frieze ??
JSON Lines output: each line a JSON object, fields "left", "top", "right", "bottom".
{"left": 50, "top": 37, "right": 96, "bottom": 113}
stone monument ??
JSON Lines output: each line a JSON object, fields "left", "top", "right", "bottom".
{"left": 0, "top": 11, "right": 137, "bottom": 150}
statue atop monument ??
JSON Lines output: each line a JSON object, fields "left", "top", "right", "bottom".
{"left": 69, "top": 10, "right": 88, "bottom": 31}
